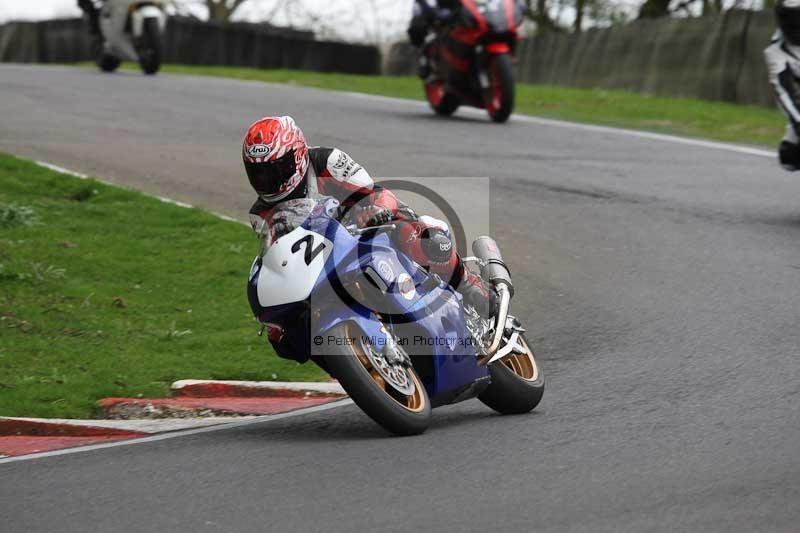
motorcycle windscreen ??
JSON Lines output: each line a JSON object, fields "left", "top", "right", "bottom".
{"left": 253, "top": 198, "right": 318, "bottom": 252}
{"left": 256, "top": 226, "right": 333, "bottom": 308}
{"left": 462, "top": 0, "right": 519, "bottom": 34}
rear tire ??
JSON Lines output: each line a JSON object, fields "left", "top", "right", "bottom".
{"left": 484, "top": 53, "right": 515, "bottom": 123}
{"left": 479, "top": 335, "right": 544, "bottom": 414}
{"left": 322, "top": 322, "right": 431, "bottom": 436}
{"left": 138, "top": 18, "right": 162, "bottom": 75}
{"left": 425, "top": 80, "right": 460, "bottom": 116}
{"left": 97, "top": 54, "right": 121, "bottom": 73}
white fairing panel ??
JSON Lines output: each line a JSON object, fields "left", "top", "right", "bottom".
{"left": 132, "top": 6, "right": 167, "bottom": 36}
{"left": 257, "top": 227, "right": 333, "bottom": 307}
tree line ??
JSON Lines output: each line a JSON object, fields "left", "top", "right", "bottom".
{"left": 172, "top": 0, "right": 770, "bottom": 38}
{"left": 522, "top": 0, "right": 766, "bottom": 33}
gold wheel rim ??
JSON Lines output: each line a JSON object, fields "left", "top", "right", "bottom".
{"left": 502, "top": 336, "right": 539, "bottom": 382}
{"left": 344, "top": 323, "right": 427, "bottom": 413}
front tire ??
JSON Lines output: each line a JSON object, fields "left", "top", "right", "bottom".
{"left": 484, "top": 53, "right": 515, "bottom": 123}
{"left": 322, "top": 322, "right": 431, "bottom": 436}
{"left": 138, "top": 18, "right": 162, "bottom": 75}
{"left": 479, "top": 335, "right": 544, "bottom": 414}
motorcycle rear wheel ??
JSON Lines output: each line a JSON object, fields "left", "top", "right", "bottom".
{"left": 322, "top": 322, "right": 431, "bottom": 436}
{"left": 138, "top": 18, "right": 162, "bottom": 75}
{"left": 484, "top": 53, "right": 515, "bottom": 123}
{"left": 97, "top": 53, "right": 121, "bottom": 73}
{"left": 425, "top": 80, "right": 460, "bottom": 116}
{"left": 479, "top": 334, "right": 544, "bottom": 414}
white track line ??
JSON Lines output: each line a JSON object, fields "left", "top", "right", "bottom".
{"left": 34, "top": 161, "right": 89, "bottom": 179}
{"left": 0, "top": 399, "right": 353, "bottom": 465}
{"left": 341, "top": 90, "right": 774, "bottom": 159}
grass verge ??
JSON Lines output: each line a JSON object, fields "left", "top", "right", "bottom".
{"left": 116, "top": 63, "right": 784, "bottom": 147}
{"left": 0, "top": 154, "right": 325, "bottom": 419}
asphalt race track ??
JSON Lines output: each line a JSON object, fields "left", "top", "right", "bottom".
{"left": 1, "top": 65, "right": 799, "bottom": 532}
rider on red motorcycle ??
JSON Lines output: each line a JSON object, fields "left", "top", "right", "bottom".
{"left": 409, "top": 0, "right": 461, "bottom": 46}
{"left": 243, "top": 116, "right": 494, "bottom": 317}
{"left": 408, "top": 0, "right": 461, "bottom": 78}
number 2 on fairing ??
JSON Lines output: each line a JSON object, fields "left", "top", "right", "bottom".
{"left": 255, "top": 227, "right": 333, "bottom": 307}
{"left": 292, "top": 234, "right": 326, "bottom": 266}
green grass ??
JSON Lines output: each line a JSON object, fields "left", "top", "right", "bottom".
{"left": 0, "top": 154, "right": 325, "bottom": 419}
{"left": 117, "top": 63, "right": 784, "bottom": 147}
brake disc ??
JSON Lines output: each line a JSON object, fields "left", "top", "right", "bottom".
{"left": 365, "top": 347, "right": 415, "bottom": 396}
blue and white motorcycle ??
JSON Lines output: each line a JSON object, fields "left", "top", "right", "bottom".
{"left": 247, "top": 197, "right": 544, "bottom": 435}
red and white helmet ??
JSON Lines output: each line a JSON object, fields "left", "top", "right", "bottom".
{"left": 242, "top": 116, "right": 309, "bottom": 203}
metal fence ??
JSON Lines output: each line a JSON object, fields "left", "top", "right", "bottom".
{"left": 0, "top": 17, "right": 381, "bottom": 75}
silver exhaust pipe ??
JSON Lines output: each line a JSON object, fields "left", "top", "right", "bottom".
{"left": 471, "top": 236, "right": 514, "bottom": 362}
{"left": 486, "top": 281, "right": 511, "bottom": 357}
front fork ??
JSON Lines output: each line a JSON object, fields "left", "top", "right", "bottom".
{"left": 476, "top": 46, "right": 491, "bottom": 90}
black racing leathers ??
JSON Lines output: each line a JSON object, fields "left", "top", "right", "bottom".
{"left": 407, "top": 0, "right": 460, "bottom": 47}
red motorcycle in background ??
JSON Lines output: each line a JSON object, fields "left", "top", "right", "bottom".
{"left": 422, "top": 0, "right": 523, "bottom": 123}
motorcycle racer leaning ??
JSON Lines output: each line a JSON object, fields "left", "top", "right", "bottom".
{"left": 243, "top": 116, "right": 494, "bottom": 317}
{"left": 766, "top": 0, "right": 800, "bottom": 170}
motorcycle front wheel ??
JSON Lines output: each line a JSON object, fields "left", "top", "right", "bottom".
{"left": 484, "top": 53, "right": 515, "bottom": 123}
{"left": 138, "top": 18, "right": 162, "bottom": 75}
{"left": 322, "top": 322, "right": 431, "bottom": 436}
{"left": 478, "top": 334, "right": 544, "bottom": 414}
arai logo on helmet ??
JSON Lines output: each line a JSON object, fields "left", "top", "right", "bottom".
{"left": 247, "top": 144, "right": 271, "bottom": 158}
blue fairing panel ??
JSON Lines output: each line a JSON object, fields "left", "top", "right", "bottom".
{"left": 252, "top": 202, "right": 488, "bottom": 402}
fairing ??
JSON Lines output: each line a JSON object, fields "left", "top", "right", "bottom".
{"left": 459, "top": 0, "right": 521, "bottom": 37}
{"left": 246, "top": 198, "right": 489, "bottom": 403}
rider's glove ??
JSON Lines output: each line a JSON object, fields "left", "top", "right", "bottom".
{"left": 356, "top": 205, "right": 393, "bottom": 228}
{"left": 269, "top": 212, "right": 294, "bottom": 241}
{"left": 435, "top": 8, "right": 454, "bottom": 22}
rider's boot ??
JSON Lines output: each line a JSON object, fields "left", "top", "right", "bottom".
{"left": 419, "top": 228, "right": 495, "bottom": 318}
{"left": 455, "top": 259, "right": 496, "bottom": 319}
{"left": 417, "top": 53, "right": 432, "bottom": 79}
{"left": 418, "top": 33, "right": 442, "bottom": 79}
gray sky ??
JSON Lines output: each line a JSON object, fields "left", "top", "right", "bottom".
{"left": 0, "top": 0, "right": 413, "bottom": 43}
{"left": 0, "top": 0, "right": 672, "bottom": 42}
{"left": 0, "top": 0, "right": 81, "bottom": 22}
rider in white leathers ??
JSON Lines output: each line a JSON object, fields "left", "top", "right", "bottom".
{"left": 765, "top": 0, "right": 800, "bottom": 170}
